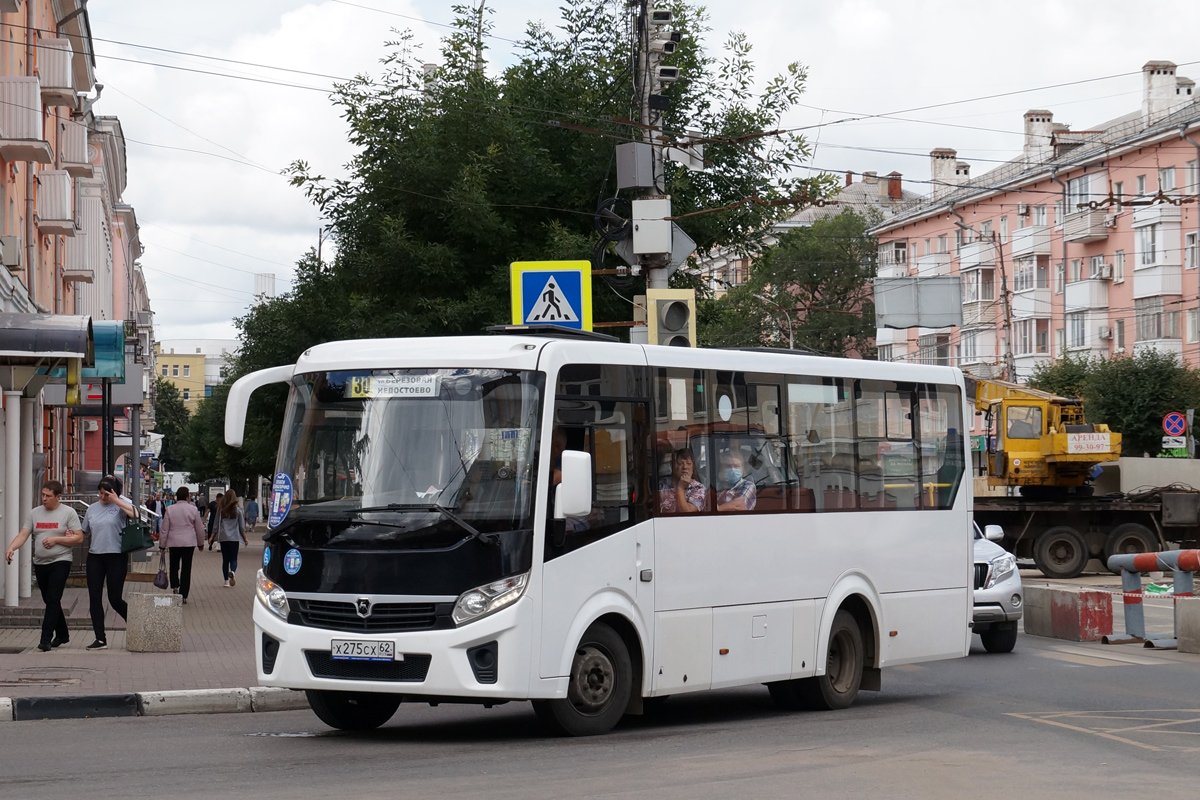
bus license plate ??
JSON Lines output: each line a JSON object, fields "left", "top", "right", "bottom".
{"left": 330, "top": 639, "right": 398, "bottom": 662}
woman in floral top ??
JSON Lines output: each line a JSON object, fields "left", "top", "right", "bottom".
{"left": 658, "top": 447, "right": 706, "bottom": 513}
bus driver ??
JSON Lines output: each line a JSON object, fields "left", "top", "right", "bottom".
{"left": 716, "top": 450, "right": 756, "bottom": 512}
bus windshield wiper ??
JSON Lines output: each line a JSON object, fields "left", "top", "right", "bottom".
{"left": 352, "top": 503, "right": 497, "bottom": 545}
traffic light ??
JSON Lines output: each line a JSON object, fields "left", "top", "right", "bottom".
{"left": 646, "top": 288, "right": 696, "bottom": 347}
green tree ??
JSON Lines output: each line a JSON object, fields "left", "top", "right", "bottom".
{"left": 221, "top": 1, "right": 831, "bottom": 479}
{"left": 1031, "top": 350, "right": 1200, "bottom": 456}
{"left": 152, "top": 376, "right": 189, "bottom": 471}
{"left": 699, "top": 209, "right": 878, "bottom": 356}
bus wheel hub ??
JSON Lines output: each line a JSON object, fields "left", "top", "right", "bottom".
{"left": 570, "top": 646, "right": 614, "bottom": 710}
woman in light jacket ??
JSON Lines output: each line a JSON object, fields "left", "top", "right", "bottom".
{"left": 208, "top": 488, "right": 248, "bottom": 587}
{"left": 158, "top": 486, "right": 206, "bottom": 604}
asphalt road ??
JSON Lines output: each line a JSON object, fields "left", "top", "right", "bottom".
{"left": 3, "top": 630, "right": 1198, "bottom": 800}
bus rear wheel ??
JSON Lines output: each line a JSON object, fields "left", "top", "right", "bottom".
{"left": 797, "top": 609, "right": 864, "bottom": 711}
{"left": 306, "top": 690, "right": 401, "bottom": 731}
{"left": 533, "top": 622, "right": 632, "bottom": 736}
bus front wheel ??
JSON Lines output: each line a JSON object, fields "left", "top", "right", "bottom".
{"left": 306, "top": 690, "right": 401, "bottom": 731}
{"left": 533, "top": 622, "right": 632, "bottom": 736}
{"left": 799, "top": 609, "right": 864, "bottom": 711}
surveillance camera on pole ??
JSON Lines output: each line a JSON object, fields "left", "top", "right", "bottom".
{"left": 655, "top": 66, "right": 681, "bottom": 84}
{"left": 650, "top": 7, "right": 674, "bottom": 25}
{"left": 650, "top": 38, "right": 677, "bottom": 55}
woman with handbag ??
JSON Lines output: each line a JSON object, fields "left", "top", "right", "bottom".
{"left": 208, "top": 488, "right": 248, "bottom": 587}
{"left": 158, "top": 486, "right": 206, "bottom": 604}
{"left": 81, "top": 477, "right": 136, "bottom": 650}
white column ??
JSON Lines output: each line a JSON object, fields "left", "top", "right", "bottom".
{"left": 4, "top": 391, "right": 21, "bottom": 607}
{"left": 19, "top": 397, "right": 35, "bottom": 598}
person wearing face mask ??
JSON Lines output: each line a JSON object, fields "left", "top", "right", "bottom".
{"left": 658, "top": 447, "right": 706, "bottom": 513}
{"left": 716, "top": 450, "right": 756, "bottom": 512}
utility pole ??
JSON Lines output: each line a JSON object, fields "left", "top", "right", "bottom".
{"left": 635, "top": 1, "right": 675, "bottom": 291}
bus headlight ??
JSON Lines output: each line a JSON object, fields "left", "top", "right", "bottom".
{"left": 453, "top": 572, "right": 529, "bottom": 626}
{"left": 256, "top": 570, "right": 290, "bottom": 621}
{"left": 986, "top": 554, "right": 1017, "bottom": 589}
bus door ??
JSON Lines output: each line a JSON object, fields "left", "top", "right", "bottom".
{"left": 539, "top": 362, "right": 652, "bottom": 679}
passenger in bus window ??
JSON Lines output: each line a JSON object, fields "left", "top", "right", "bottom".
{"left": 716, "top": 451, "right": 757, "bottom": 512}
{"left": 658, "top": 447, "right": 706, "bottom": 514}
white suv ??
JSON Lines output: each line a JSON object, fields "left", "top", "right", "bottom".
{"left": 972, "top": 522, "right": 1022, "bottom": 653}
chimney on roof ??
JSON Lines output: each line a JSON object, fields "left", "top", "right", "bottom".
{"left": 885, "top": 171, "right": 903, "bottom": 199}
{"left": 862, "top": 171, "right": 878, "bottom": 184}
{"left": 1023, "top": 110, "right": 1054, "bottom": 163}
{"left": 1142, "top": 61, "right": 1190, "bottom": 123}
{"left": 845, "top": 171, "right": 853, "bottom": 186}
{"left": 929, "top": 148, "right": 963, "bottom": 199}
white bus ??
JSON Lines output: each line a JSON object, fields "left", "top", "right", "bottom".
{"left": 225, "top": 330, "right": 971, "bottom": 736}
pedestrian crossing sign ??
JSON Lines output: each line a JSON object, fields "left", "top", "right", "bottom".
{"left": 510, "top": 260, "right": 592, "bottom": 331}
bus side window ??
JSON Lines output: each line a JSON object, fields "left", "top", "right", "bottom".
{"left": 921, "top": 385, "right": 966, "bottom": 509}
{"left": 787, "top": 378, "right": 846, "bottom": 512}
{"left": 653, "top": 368, "right": 709, "bottom": 515}
{"left": 547, "top": 364, "right": 651, "bottom": 560}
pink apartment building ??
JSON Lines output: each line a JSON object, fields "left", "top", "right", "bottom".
{"left": 871, "top": 61, "right": 1200, "bottom": 389}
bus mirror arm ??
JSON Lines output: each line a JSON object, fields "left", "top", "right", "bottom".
{"left": 554, "top": 451, "right": 593, "bottom": 519}
{"left": 224, "top": 365, "right": 295, "bottom": 447}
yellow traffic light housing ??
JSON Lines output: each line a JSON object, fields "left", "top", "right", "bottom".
{"left": 646, "top": 288, "right": 696, "bottom": 347}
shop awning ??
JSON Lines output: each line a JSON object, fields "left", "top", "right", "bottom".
{"left": 0, "top": 313, "right": 93, "bottom": 365}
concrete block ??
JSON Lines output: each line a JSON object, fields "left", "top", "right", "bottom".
{"left": 126, "top": 591, "right": 182, "bottom": 653}
{"left": 0, "top": 697, "right": 12, "bottom": 722}
{"left": 1179, "top": 596, "right": 1200, "bottom": 654}
{"left": 1023, "top": 584, "right": 1112, "bottom": 641}
{"left": 250, "top": 686, "right": 310, "bottom": 713}
{"left": 138, "top": 688, "right": 253, "bottom": 716}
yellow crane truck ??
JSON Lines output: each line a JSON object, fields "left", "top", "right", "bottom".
{"left": 967, "top": 377, "right": 1200, "bottom": 579}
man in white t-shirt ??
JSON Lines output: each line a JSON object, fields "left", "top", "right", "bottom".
{"left": 5, "top": 481, "right": 83, "bottom": 651}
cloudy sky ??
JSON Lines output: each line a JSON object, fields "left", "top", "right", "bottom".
{"left": 90, "top": 0, "right": 1200, "bottom": 342}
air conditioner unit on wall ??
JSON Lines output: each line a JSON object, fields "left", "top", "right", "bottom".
{"left": 1096, "top": 264, "right": 1113, "bottom": 280}
{"left": 82, "top": 420, "right": 99, "bottom": 432}
{"left": 0, "top": 235, "right": 21, "bottom": 269}
{"left": 1104, "top": 214, "right": 1118, "bottom": 228}
{"left": 1098, "top": 326, "right": 1114, "bottom": 340}
{"left": 1017, "top": 203, "right": 1030, "bottom": 216}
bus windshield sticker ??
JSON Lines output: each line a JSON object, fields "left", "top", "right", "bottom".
{"left": 343, "top": 374, "right": 442, "bottom": 399}
{"left": 283, "top": 548, "right": 302, "bottom": 575}
{"left": 268, "top": 472, "right": 293, "bottom": 528}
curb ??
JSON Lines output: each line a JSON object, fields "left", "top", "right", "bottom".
{"left": 0, "top": 687, "right": 309, "bottom": 722}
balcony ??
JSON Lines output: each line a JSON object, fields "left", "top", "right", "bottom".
{"left": 959, "top": 240, "right": 996, "bottom": 270}
{"left": 1133, "top": 203, "right": 1182, "bottom": 227}
{"left": 1013, "top": 354, "right": 1051, "bottom": 382}
{"left": 1062, "top": 209, "right": 1109, "bottom": 243}
{"left": 58, "top": 118, "right": 92, "bottom": 178}
{"left": 1012, "top": 288, "right": 1051, "bottom": 318}
{"left": 1064, "top": 279, "right": 1109, "bottom": 311}
{"left": 1135, "top": 338, "right": 1183, "bottom": 358}
{"left": 875, "top": 327, "right": 904, "bottom": 346}
{"left": 962, "top": 300, "right": 998, "bottom": 327}
{"left": 915, "top": 253, "right": 951, "bottom": 276}
{"left": 38, "top": 39, "right": 76, "bottom": 108}
{"left": 1010, "top": 225, "right": 1051, "bottom": 258}
{"left": 1133, "top": 265, "right": 1182, "bottom": 299}
{"left": 35, "top": 171, "right": 75, "bottom": 235}
{"left": 877, "top": 263, "right": 908, "bottom": 279}
{"left": 0, "top": 77, "right": 52, "bottom": 163}
{"left": 63, "top": 231, "right": 90, "bottom": 283}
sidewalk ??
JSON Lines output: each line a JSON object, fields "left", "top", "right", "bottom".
{"left": 0, "top": 541, "right": 261, "bottom": 697}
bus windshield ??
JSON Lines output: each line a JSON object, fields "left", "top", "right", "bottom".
{"left": 275, "top": 368, "right": 544, "bottom": 534}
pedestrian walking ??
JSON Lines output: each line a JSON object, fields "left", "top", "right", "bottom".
{"left": 81, "top": 477, "right": 136, "bottom": 650}
{"left": 208, "top": 488, "right": 248, "bottom": 587}
{"left": 245, "top": 496, "right": 260, "bottom": 533}
{"left": 157, "top": 486, "right": 206, "bottom": 604}
{"left": 206, "top": 492, "right": 222, "bottom": 547}
{"left": 4, "top": 481, "right": 83, "bottom": 651}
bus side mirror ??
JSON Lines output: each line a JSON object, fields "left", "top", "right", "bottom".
{"left": 555, "top": 450, "right": 592, "bottom": 519}
{"left": 984, "top": 524, "right": 1004, "bottom": 542}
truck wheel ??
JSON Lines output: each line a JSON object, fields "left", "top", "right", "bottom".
{"left": 532, "top": 622, "right": 632, "bottom": 736}
{"left": 796, "top": 609, "right": 864, "bottom": 711}
{"left": 1104, "top": 523, "right": 1158, "bottom": 573}
{"left": 979, "top": 621, "right": 1018, "bottom": 653}
{"left": 306, "top": 690, "right": 401, "bottom": 731}
{"left": 1034, "top": 526, "right": 1088, "bottom": 579}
